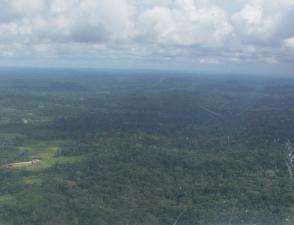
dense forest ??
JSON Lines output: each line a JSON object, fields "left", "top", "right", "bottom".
{"left": 0, "top": 69, "right": 293, "bottom": 225}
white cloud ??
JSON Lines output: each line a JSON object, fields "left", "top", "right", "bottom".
{"left": 68, "top": 0, "right": 136, "bottom": 43}
{"left": 284, "top": 37, "right": 294, "bottom": 48}
{"left": 232, "top": 3, "right": 277, "bottom": 44}
{"left": 139, "top": 0, "right": 232, "bottom": 47}
{"left": 0, "top": 0, "right": 136, "bottom": 43}
{"left": 231, "top": 0, "right": 294, "bottom": 45}
{"left": 0, "top": 0, "right": 293, "bottom": 71}
{"left": 199, "top": 57, "right": 219, "bottom": 64}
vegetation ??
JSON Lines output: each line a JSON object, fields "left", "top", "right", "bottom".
{"left": 0, "top": 69, "right": 293, "bottom": 225}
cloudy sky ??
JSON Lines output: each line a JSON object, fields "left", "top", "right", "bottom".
{"left": 0, "top": 0, "right": 294, "bottom": 75}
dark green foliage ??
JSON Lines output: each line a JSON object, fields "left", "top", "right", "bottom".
{"left": 0, "top": 69, "right": 293, "bottom": 225}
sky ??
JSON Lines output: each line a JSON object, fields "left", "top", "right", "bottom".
{"left": 0, "top": 0, "right": 294, "bottom": 75}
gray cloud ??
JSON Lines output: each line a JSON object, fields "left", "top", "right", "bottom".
{"left": 0, "top": 0, "right": 293, "bottom": 72}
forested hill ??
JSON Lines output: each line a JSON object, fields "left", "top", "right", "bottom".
{"left": 0, "top": 69, "right": 293, "bottom": 225}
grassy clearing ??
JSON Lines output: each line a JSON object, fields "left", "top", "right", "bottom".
{"left": 0, "top": 194, "right": 17, "bottom": 205}
{"left": 21, "top": 176, "right": 43, "bottom": 185}
{"left": 0, "top": 191, "right": 46, "bottom": 209}
{"left": 0, "top": 142, "right": 85, "bottom": 221}
{"left": 5, "top": 143, "right": 86, "bottom": 171}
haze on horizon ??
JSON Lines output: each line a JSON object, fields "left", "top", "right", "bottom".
{"left": 0, "top": 0, "right": 294, "bottom": 75}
